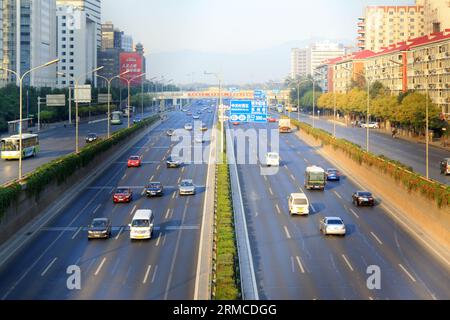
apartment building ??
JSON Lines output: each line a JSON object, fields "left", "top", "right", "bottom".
{"left": 333, "top": 50, "right": 375, "bottom": 94}
{"left": 290, "top": 48, "right": 309, "bottom": 79}
{"left": 357, "top": 5, "right": 425, "bottom": 52}
{"left": 417, "top": 0, "right": 450, "bottom": 34}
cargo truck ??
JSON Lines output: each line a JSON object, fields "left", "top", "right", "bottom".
{"left": 279, "top": 119, "right": 292, "bottom": 133}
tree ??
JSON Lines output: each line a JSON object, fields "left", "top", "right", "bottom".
{"left": 397, "top": 92, "right": 441, "bottom": 133}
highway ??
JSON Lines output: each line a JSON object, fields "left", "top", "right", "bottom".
{"left": 231, "top": 119, "right": 450, "bottom": 300}
{"left": 282, "top": 111, "right": 450, "bottom": 185}
{"left": 0, "top": 101, "right": 214, "bottom": 300}
{"left": 0, "top": 106, "right": 160, "bottom": 185}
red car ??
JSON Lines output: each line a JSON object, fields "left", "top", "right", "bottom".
{"left": 232, "top": 122, "right": 240, "bottom": 126}
{"left": 127, "top": 155, "right": 142, "bottom": 167}
{"left": 268, "top": 117, "right": 277, "bottom": 123}
{"left": 113, "top": 188, "right": 133, "bottom": 203}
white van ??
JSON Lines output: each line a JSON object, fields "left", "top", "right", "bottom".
{"left": 129, "top": 209, "right": 154, "bottom": 240}
{"left": 266, "top": 152, "right": 280, "bottom": 167}
{"left": 288, "top": 193, "right": 310, "bottom": 216}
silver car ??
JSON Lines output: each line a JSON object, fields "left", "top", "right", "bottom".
{"left": 320, "top": 217, "right": 346, "bottom": 236}
{"left": 179, "top": 179, "right": 196, "bottom": 195}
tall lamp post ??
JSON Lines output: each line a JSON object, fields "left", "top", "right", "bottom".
{"left": 388, "top": 58, "right": 430, "bottom": 179}
{"left": 148, "top": 76, "right": 157, "bottom": 112}
{"left": 0, "top": 58, "right": 59, "bottom": 181}
{"left": 74, "top": 66, "right": 104, "bottom": 153}
{"left": 96, "top": 70, "right": 130, "bottom": 138}
{"left": 342, "top": 66, "right": 371, "bottom": 152}
{"left": 205, "top": 71, "right": 223, "bottom": 153}
{"left": 119, "top": 73, "right": 146, "bottom": 128}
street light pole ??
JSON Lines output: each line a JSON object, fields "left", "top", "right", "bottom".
{"left": 0, "top": 58, "right": 59, "bottom": 181}
{"left": 75, "top": 66, "right": 104, "bottom": 153}
{"left": 205, "top": 71, "right": 223, "bottom": 153}
{"left": 97, "top": 70, "right": 129, "bottom": 138}
{"left": 119, "top": 72, "right": 146, "bottom": 128}
{"left": 388, "top": 58, "right": 429, "bottom": 179}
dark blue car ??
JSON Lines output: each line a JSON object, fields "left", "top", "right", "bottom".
{"left": 326, "top": 168, "right": 341, "bottom": 181}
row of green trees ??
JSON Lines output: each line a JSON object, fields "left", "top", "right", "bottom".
{"left": 286, "top": 77, "right": 447, "bottom": 135}
{"left": 0, "top": 81, "right": 178, "bottom": 132}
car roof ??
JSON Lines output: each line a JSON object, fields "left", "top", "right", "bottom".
{"left": 92, "top": 217, "right": 109, "bottom": 222}
{"left": 148, "top": 181, "right": 161, "bottom": 184}
{"left": 133, "top": 209, "right": 153, "bottom": 220}
{"left": 325, "top": 217, "right": 343, "bottom": 221}
{"left": 306, "top": 166, "right": 325, "bottom": 173}
{"left": 116, "top": 187, "right": 130, "bottom": 191}
{"left": 181, "top": 179, "right": 193, "bottom": 183}
{"left": 357, "top": 190, "right": 371, "bottom": 194}
{"left": 290, "top": 193, "right": 307, "bottom": 199}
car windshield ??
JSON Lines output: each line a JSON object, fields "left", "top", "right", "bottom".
{"left": 116, "top": 189, "right": 129, "bottom": 194}
{"left": 327, "top": 220, "right": 343, "bottom": 225}
{"left": 132, "top": 219, "right": 149, "bottom": 228}
{"left": 91, "top": 220, "right": 107, "bottom": 228}
{"left": 293, "top": 199, "right": 308, "bottom": 205}
{"left": 129, "top": 156, "right": 139, "bottom": 161}
{"left": 328, "top": 170, "right": 337, "bottom": 174}
{"left": 148, "top": 183, "right": 161, "bottom": 188}
{"left": 268, "top": 154, "right": 278, "bottom": 159}
{"left": 358, "top": 192, "right": 372, "bottom": 197}
{"left": 181, "top": 181, "right": 193, "bottom": 187}
{"left": 88, "top": 134, "right": 96, "bottom": 138}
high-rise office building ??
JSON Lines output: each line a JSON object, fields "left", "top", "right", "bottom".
{"left": 56, "top": 4, "right": 98, "bottom": 88}
{"left": 56, "top": 0, "right": 101, "bottom": 48}
{"left": 121, "top": 34, "right": 133, "bottom": 52}
{"left": 0, "top": 0, "right": 57, "bottom": 87}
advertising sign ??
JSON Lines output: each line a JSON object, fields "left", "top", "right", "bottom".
{"left": 98, "top": 93, "right": 112, "bottom": 104}
{"left": 120, "top": 52, "right": 144, "bottom": 85}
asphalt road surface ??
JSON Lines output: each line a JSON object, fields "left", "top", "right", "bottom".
{"left": 0, "top": 101, "right": 214, "bottom": 299}
{"left": 281, "top": 111, "right": 450, "bottom": 185}
{"left": 232, "top": 119, "right": 450, "bottom": 300}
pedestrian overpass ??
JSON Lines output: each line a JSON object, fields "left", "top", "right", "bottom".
{"left": 154, "top": 89, "right": 290, "bottom": 108}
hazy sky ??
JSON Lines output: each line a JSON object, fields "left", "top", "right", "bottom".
{"left": 102, "top": 0, "right": 415, "bottom": 83}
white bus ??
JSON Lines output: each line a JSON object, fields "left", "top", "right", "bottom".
{"left": 111, "top": 111, "right": 123, "bottom": 125}
{"left": 0, "top": 133, "right": 40, "bottom": 160}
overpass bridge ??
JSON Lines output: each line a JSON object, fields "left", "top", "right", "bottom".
{"left": 153, "top": 89, "right": 290, "bottom": 108}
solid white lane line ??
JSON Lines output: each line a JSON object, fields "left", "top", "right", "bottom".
{"left": 333, "top": 190, "right": 343, "bottom": 200}
{"left": 284, "top": 226, "right": 292, "bottom": 239}
{"left": 342, "top": 254, "right": 354, "bottom": 272}
{"left": 130, "top": 205, "right": 137, "bottom": 216}
{"left": 94, "top": 258, "right": 107, "bottom": 276}
{"left": 268, "top": 187, "right": 274, "bottom": 196}
{"left": 121, "top": 174, "right": 127, "bottom": 180}
{"left": 155, "top": 233, "right": 162, "bottom": 247}
{"left": 156, "top": 165, "right": 161, "bottom": 171}
{"left": 296, "top": 256, "right": 305, "bottom": 274}
{"left": 291, "top": 256, "right": 295, "bottom": 273}
{"left": 275, "top": 204, "right": 282, "bottom": 215}
{"left": 41, "top": 258, "right": 58, "bottom": 277}
{"left": 350, "top": 208, "right": 360, "bottom": 219}
{"left": 93, "top": 204, "right": 102, "bottom": 214}
{"left": 165, "top": 208, "right": 171, "bottom": 220}
{"left": 310, "top": 204, "right": 317, "bottom": 213}
{"left": 177, "top": 177, "right": 182, "bottom": 184}
{"left": 115, "top": 227, "right": 124, "bottom": 240}
{"left": 290, "top": 174, "right": 296, "bottom": 181}
{"left": 304, "top": 158, "right": 309, "bottom": 163}
{"left": 72, "top": 227, "right": 82, "bottom": 240}
{"left": 181, "top": 167, "right": 185, "bottom": 173}
{"left": 143, "top": 265, "right": 152, "bottom": 284}
{"left": 151, "top": 265, "right": 158, "bottom": 283}
{"left": 263, "top": 175, "right": 268, "bottom": 182}
{"left": 172, "top": 192, "right": 176, "bottom": 200}
{"left": 150, "top": 175, "right": 155, "bottom": 181}
{"left": 399, "top": 264, "right": 416, "bottom": 282}
{"left": 370, "top": 232, "right": 383, "bottom": 245}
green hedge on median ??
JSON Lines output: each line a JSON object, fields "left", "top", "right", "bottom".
{"left": 0, "top": 115, "right": 159, "bottom": 216}
{"left": 291, "top": 119, "right": 450, "bottom": 208}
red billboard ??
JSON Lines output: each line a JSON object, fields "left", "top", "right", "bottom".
{"left": 119, "top": 52, "right": 144, "bottom": 85}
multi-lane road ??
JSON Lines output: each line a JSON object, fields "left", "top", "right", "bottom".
{"left": 0, "top": 107, "right": 160, "bottom": 185}
{"left": 0, "top": 101, "right": 214, "bottom": 299}
{"left": 282, "top": 111, "right": 450, "bottom": 185}
{"left": 232, "top": 118, "right": 450, "bottom": 300}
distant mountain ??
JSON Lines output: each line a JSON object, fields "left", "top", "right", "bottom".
{"left": 147, "top": 37, "right": 354, "bottom": 85}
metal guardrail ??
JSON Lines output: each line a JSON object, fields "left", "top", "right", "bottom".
{"left": 225, "top": 124, "right": 259, "bottom": 300}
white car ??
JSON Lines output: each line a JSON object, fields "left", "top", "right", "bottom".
{"left": 184, "top": 123, "right": 193, "bottom": 131}
{"left": 361, "top": 122, "right": 379, "bottom": 129}
{"left": 288, "top": 193, "right": 310, "bottom": 215}
{"left": 320, "top": 217, "right": 346, "bottom": 236}
{"left": 266, "top": 152, "right": 280, "bottom": 167}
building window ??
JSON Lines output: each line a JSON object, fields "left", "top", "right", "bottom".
{"left": 62, "top": 23, "right": 66, "bottom": 27}
{"left": 70, "top": 37, "right": 74, "bottom": 41}
{"left": 62, "top": 37, "right": 66, "bottom": 41}
{"left": 69, "top": 30, "right": 74, "bottom": 34}
{"left": 62, "top": 30, "right": 66, "bottom": 34}
{"left": 62, "top": 81, "right": 66, "bottom": 85}
{"left": 70, "top": 59, "right": 74, "bottom": 63}
{"left": 62, "top": 44, "right": 66, "bottom": 48}
{"left": 62, "top": 59, "right": 66, "bottom": 63}
{"left": 70, "top": 45, "right": 74, "bottom": 49}
{"left": 70, "top": 66, "right": 74, "bottom": 70}
{"left": 62, "top": 52, "right": 66, "bottom": 56}
{"left": 62, "top": 66, "right": 66, "bottom": 70}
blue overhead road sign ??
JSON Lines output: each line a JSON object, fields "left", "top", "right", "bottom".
{"left": 230, "top": 100, "right": 268, "bottom": 123}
